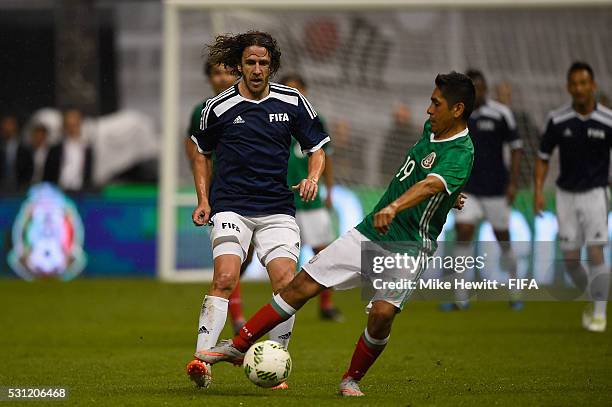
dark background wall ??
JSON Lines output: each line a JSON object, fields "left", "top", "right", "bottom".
{"left": 0, "top": 7, "right": 117, "bottom": 122}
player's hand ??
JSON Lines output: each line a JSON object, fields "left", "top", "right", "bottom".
{"left": 454, "top": 193, "right": 467, "bottom": 210}
{"left": 534, "top": 191, "right": 545, "bottom": 216}
{"left": 192, "top": 201, "right": 211, "bottom": 226}
{"left": 292, "top": 178, "right": 318, "bottom": 202}
{"left": 374, "top": 204, "right": 398, "bottom": 235}
{"left": 506, "top": 182, "right": 517, "bottom": 205}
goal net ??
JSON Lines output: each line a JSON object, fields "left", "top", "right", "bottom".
{"left": 159, "top": 0, "right": 612, "bottom": 281}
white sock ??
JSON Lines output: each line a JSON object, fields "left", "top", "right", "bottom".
{"left": 195, "top": 295, "right": 229, "bottom": 352}
{"left": 588, "top": 263, "right": 609, "bottom": 317}
{"left": 269, "top": 315, "right": 296, "bottom": 349}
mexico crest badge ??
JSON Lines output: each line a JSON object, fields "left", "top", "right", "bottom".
{"left": 8, "top": 183, "right": 87, "bottom": 281}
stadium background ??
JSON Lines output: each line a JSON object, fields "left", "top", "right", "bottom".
{"left": 2, "top": 1, "right": 611, "bottom": 280}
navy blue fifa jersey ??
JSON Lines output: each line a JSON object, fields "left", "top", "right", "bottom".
{"left": 464, "top": 99, "right": 522, "bottom": 196}
{"left": 538, "top": 103, "right": 612, "bottom": 192}
{"left": 191, "top": 82, "right": 330, "bottom": 217}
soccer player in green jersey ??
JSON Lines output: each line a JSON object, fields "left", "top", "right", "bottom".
{"left": 282, "top": 74, "right": 343, "bottom": 322}
{"left": 196, "top": 72, "right": 475, "bottom": 397}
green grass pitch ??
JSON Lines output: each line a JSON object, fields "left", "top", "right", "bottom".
{"left": 0, "top": 279, "right": 610, "bottom": 406}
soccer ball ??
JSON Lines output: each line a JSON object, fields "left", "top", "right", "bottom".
{"left": 243, "top": 340, "right": 292, "bottom": 388}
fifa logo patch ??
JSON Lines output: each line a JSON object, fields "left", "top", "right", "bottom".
{"left": 588, "top": 128, "right": 605, "bottom": 140}
{"left": 221, "top": 222, "right": 240, "bottom": 232}
{"left": 421, "top": 152, "right": 436, "bottom": 169}
{"left": 269, "top": 113, "right": 289, "bottom": 122}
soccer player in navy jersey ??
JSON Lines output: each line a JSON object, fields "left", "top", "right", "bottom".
{"left": 535, "top": 62, "right": 611, "bottom": 332}
{"left": 185, "top": 59, "right": 249, "bottom": 336}
{"left": 186, "top": 31, "right": 329, "bottom": 388}
{"left": 442, "top": 69, "right": 524, "bottom": 311}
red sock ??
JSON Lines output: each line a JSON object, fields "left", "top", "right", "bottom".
{"left": 228, "top": 282, "right": 245, "bottom": 323}
{"left": 319, "top": 289, "right": 333, "bottom": 310}
{"left": 232, "top": 303, "right": 290, "bottom": 351}
{"left": 343, "top": 334, "right": 386, "bottom": 381}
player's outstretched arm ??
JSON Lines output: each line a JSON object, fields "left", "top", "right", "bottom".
{"left": 374, "top": 175, "right": 446, "bottom": 235}
{"left": 191, "top": 152, "right": 213, "bottom": 226}
{"left": 533, "top": 158, "right": 549, "bottom": 216}
{"left": 292, "top": 149, "right": 326, "bottom": 202}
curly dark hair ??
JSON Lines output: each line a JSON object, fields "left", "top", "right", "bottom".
{"left": 207, "top": 31, "right": 281, "bottom": 78}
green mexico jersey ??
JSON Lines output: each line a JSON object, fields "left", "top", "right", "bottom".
{"left": 356, "top": 120, "right": 474, "bottom": 254}
{"left": 188, "top": 102, "right": 203, "bottom": 138}
{"left": 287, "top": 117, "right": 330, "bottom": 211}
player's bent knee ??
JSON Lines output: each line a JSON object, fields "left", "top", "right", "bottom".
{"left": 211, "top": 256, "right": 241, "bottom": 297}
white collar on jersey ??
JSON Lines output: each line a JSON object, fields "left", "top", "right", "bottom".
{"left": 430, "top": 127, "right": 469, "bottom": 143}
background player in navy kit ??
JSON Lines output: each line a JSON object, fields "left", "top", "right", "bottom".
{"left": 443, "top": 69, "right": 523, "bottom": 311}
{"left": 185, "top": 58, "right": 248, "bottom": 336}
{"left": 186, "top": 31, "right": 329, "bottom": 387}
{"left": 535, "top": 61, "right": 611, "bottom": 332}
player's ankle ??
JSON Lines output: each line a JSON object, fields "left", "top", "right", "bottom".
{"left": 232, "top": 336, "right": 250, "bottom": 352}
{"left": 342, "top": 372, "right": 358, "bottom": 381}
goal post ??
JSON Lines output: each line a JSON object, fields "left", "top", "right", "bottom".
{"left": 159, "top": 0, "right": 612, "bottom": 282}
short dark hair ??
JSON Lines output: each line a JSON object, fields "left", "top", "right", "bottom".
{"left": 279, "top": 73, "right": 307, "bottom": 89}
{"left": 567, "top": 61, "right": 594, "bottom": 81}
{"left": 465, "top": 68, "right": 486, "bottom": 87}
{"left": 207, "top": 31, "right": 282, "bottom": 78}
{"left": 435, "top": 71, "right": 475, "bottom": 121}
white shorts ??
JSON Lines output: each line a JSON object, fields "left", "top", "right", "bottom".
{"left": 556, "top": 187, "right": 609, "bottom": 250}
{"left": 209, "top": 211, "right": 301, "bottom": 266}
{"left": 454, "top": 193, "right": 510, "bottom": 231}
{"left": 295, "top": 208, "right": 334, "bottom": 248}
{"left": 302, "top": 228, "right": 424, "bottom": 311}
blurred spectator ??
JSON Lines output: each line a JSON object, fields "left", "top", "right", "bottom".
{"left": 44, "top": 108, "right": 94, "bottom": 192}
{"left": 0, "top": 113, "right": 20, "bottom": 192}
{"left": 16, "top": 123, "right": 51, "bottom": 190}
{"left": 380, "top": 103, "right": 419, "bottom": 181}
{"left": 495, "top": 81, "right": 539, "bottom": 189}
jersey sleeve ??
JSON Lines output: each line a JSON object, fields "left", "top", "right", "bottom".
{"left": 502, "top": 109, "right": 522, "bottom": 150}
{"left": 428, "top": 146, "right": 473, "bottom": 195}
{"left": 538, "top": 118, "right": 557, "bottom": 160}
{"left": 292, "top": 94, "right": 330, "bottom": 154}
{"left": 191, "top": 100, "right": 221, "bottom": 155}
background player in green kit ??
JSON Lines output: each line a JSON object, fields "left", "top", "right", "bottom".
{"left": 197, "top": 71, "right": 475, "bottom": 397}
{"left": 282, "top": 74, "right": 343, "bottom": 322}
